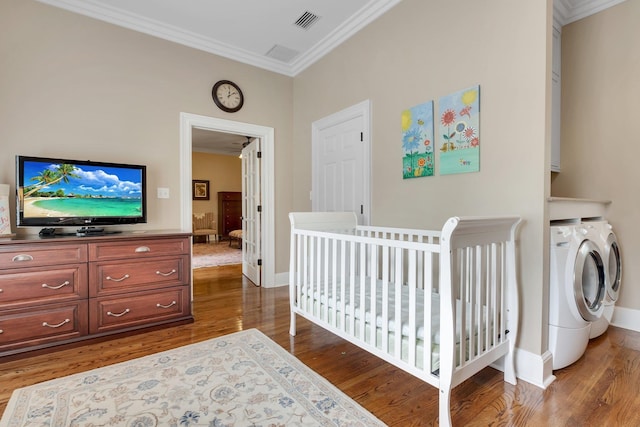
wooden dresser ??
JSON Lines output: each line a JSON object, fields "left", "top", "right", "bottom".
{"left": 217, "top": 191, "right": 242, "bottom": 238}
{"left": 0, "top": 231, "right": 192, "bottom": 357}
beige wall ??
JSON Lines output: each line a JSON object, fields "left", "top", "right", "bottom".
{"left": 293, "top": 0, "right": 551, "bottom": 355}
{"left": 191, "top": 152, "right": 241, "bottom": 220}
{"left": 1, "top": 0, "right": 558, "bottom": 358}
{"left": 0, "top": 0, "right": 293, "bottom": 272}
{"left": 552, "top": 0, "right": 640, "bottom": 311}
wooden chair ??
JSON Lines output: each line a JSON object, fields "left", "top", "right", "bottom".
{"left": 192, "top": 212, "right": 217, "bottom": 243}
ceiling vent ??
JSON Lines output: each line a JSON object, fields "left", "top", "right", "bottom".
{"left": 294, "top": 11, "right": 320, "bottom": 30}
{"left": 265, "top": 44, "right": 300, "bottom": 62}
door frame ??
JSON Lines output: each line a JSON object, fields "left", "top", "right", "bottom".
{"left": 311, "top": 99, "right": 371, "bottom": 225}
{"left": 179, "top": 112, "right": 276, "bottom": 287}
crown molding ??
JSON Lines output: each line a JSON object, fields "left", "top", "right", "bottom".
{"left": 554, "top": 0, "right": 627, "bottom": 26}
{"left": 37, "top": 0, "right": 401, "bottom": 77}
{"left": 289, "top": 0, "right": 402, "bottom": 76}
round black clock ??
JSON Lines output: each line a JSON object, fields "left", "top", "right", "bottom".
{"left": 212, "top": 80, "right": 244, "bottom": 113}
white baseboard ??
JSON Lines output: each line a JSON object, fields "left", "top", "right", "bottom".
{"left": 271, "top": 271, "right": 289, "bottom": 288}
{"left": 513, "top": 348, "right": 555, "bottom": 389}
{"left": 611, "top": 306, "right": 640, "bottom": 332}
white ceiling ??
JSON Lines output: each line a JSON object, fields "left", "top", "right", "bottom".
{"left": 37, "top": 0, "right": 625, "bottom": 153}
{"left": 191, "top": 128, "right": 249, "bottom": 156}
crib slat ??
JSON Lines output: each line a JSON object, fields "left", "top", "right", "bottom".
{"left": 349, "top": 241, "right": 356, "bottom": 335}
{"left": 302, "top": 234, "right": 309, "bottom": 313}
{"left": 475, "top": 245, "right": 483, "bottom": 357}
{"left": 331, "top": 238, "right": 338, "bottom": 329}
{"left": 424, "top": 251, "right": 432, "bottom": 373}
{"left": 369, "top": 243, "right": 379, "bottom": 347}
{"left": 359, "top": 241, "right": 366, "bottom": 342}
{"left": 408, "top": 249, "right": 417, "bottom": 367}
{"left": 394, "top": 247, "right": 402, "bottom": 359}
{"left": 459, "top": 247, "right": 468, "bottom": 367}
{"left": 498, "top": 243, "right": 505, "bottom": 344}
{"left": 340, "top": 239, "right": 347, "bottom": 332}
{"left": 381, "top": 245, "right": 390, "bottom": 353}
{"left": 321, "top": 236, "right": 328, "bottom": 322}
{"left": 492, "top": 243, "right": 499, "bottom": 346}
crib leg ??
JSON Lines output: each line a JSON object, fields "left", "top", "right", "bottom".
{"left": 439, "top": 386, "right": 453, "bottom": 427}
{"left": 289, "top": 311, "right": 297, "bottom": 336}
{"left": 504, "top": 341, "right": 517, "bottom": 385}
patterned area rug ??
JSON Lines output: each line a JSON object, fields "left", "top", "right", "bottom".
{"left": 0, "top": 329, "right": 384, "bottom": 427}
{"left": 192, "top": 241, "right": 242, "bottom": 269}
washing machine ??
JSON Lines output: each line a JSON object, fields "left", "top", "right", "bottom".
{"left": 549, "top": 222, "right": 606, "bottom": 369}
{"left": 583, "top": 220, "right": 622, "bottom": 338}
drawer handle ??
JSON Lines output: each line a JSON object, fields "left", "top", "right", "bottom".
{"left": 42, "top": 281, "right": 70, "bottom": 290}
{"left": 107, "top": 309, "right": 130, "bottom": 317}
{"left": 43, "top": 319, "right": 70, "bottom": 328}
{"left": 156, "top": 269, "right": 177, "bottom": 277}
{"left": 157, "top": 301, "right": 177, "bottom": 309}
{"left": 106, "top": 274, "right": 130, "bottom": 282}
{"left": 12, "top": 254, "right": 34, "bottom": 262}
{"left": 135, "top": 246, "right": 151, "bottom": 253}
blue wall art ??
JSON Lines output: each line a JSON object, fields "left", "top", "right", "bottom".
{"left": 402, "top": 101, "right": 434, "bottom": 179}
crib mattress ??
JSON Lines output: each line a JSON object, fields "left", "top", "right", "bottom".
{"left": 297, "top": 280, "right": 488, "bottom": 372}
{"left": 300, "top": 280, "right": 456, "bottom": 344}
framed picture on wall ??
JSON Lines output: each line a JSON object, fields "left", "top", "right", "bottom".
{"left": 192, "top": 180, "right": 210, "bottom": 200}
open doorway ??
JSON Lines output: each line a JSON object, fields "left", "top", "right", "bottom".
{"left": 191, "top": 135, "right": 244, "bottom": 269}
{"left": 179, "top": 112, "right": 275, "bottom": 288}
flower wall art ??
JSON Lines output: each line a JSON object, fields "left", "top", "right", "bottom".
{"left": 401, "top": 101, "right": 435, "bottom": 179}
{"left": 438, "top": 85, "right": 480, "bottom": 175}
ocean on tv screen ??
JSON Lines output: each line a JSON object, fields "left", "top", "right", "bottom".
{"left": 26, "top": 197, "right": 142, "bottom": 218}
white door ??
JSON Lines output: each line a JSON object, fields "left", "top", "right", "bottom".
{"left": 241, "top": 138, "right": 261, "bottom": 286}
{"left": 312, "top": 100, "right": 371, "bottom": 225}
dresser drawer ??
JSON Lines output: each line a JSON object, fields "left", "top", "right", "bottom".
{"left": 89, "top": 286, "right": 190, "bottom": 334}
{"left": 89, "top": 238, "right": 189, "bottom": 261}
{"left": 0, "top": 244, "right": 87, "bottom": 270}
{"left": 0, "top": 301, "right": 88, "bottom": 351}
{"left": 0, "top": 264, "right": 88, "bottom": 309}
{"left": 89, "top": 255, "right": 188, "bottom": 297}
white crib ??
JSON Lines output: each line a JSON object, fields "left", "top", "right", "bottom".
{"left": 288, "top": 212, "right": 521, "bottom": 426}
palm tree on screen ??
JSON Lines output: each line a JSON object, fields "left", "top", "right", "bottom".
{"left": 24, "top": 164, "right": 80, "bottom": 197}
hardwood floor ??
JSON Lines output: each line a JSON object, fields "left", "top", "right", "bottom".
{"left": 1, "top": 264, "right": 640, "bottom": 426}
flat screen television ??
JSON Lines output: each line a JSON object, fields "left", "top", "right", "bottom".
{"left": 16, "top": 155, "right": 147, "bottom": 228}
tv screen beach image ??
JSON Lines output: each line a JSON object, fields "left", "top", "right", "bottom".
{"left": 21, "top": 160, "right": 143, "bottom": 219}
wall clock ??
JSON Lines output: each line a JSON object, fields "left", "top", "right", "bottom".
{"left": 212, "top": 80, "right": 244, "bottom": 113}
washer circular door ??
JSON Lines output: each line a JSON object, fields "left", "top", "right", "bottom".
{"left": 605, "top": 232, "right": 622, "bottom": 302}
{"left": 573, "top": 239, "right": 606, "bottom": 321}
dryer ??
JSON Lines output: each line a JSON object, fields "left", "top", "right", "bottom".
{"left": 583, "top": 220, "right": 622, "bottom": 338}
{"left": 549, "top": 222, "right": 606, "bottom": 369}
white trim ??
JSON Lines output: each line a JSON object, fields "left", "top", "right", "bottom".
{"left": 179, "top": 112, "right": 276, "bottom": 288}
{"left": 486, "top": 349, "right": 554, "bottom": 390}
{"left": 554, "top": 0, "right": 627, "bottom": 26}
{"left": 311, "top": 99, "right": 372, "bottom": 225}
{"left": 513, "top": 348, "right": 556, "bottom": 389}
{"left": 611, "top": 306, "right": 640, "bottom": 332}
{"left": 274, "top": 272, "right": 290, "bottom": 287}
